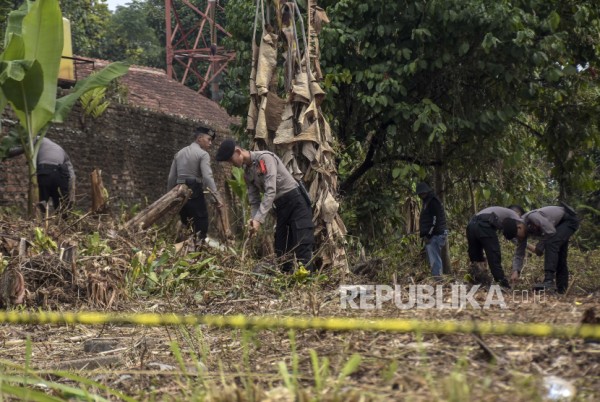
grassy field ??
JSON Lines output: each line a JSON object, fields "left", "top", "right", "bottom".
{"left": 1, "top": 210, "right": 599, "bottom": 401}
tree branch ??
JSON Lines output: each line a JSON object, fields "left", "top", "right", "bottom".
{"left": 339, "top": 131, "right": 380, "bottom": 195}
{"left": 514, "top": 118, "right": 543, "bottom": 138}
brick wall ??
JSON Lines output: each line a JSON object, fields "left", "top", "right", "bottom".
{"left": 0, "top": 103, "right": 233, "bottom": 214}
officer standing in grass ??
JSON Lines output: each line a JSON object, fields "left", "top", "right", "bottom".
{"left": 215, "top": 139, "right": 315, "bottom": 273}
{"left": 416, "top": 182, "right": 448, "bottom": 281}
{"left": 167, "top": 126, "right": 223, "bottom": 243}
{"left": 466, "top": 206, "right": 528, "bottom": 288}
{"left": 522, "top": 205, "right": 579, "bottom": 293}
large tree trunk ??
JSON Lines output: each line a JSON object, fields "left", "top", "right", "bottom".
{"left": 123, "top": 184, "right": 192, "bottom": 232}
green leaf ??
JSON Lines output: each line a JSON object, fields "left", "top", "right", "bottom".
{"left": 0, "top": 383, "right": 63, "bottom": 402}
{"left": 481, "top": 33, "right": 500, "bottom": 53}
{"left": 54, "top": 62, "right": 129, "bottom": 122}
{"left": 392, "top": 168, "right": 401, "bottom": 179}
{"left": 2, "top": 59, "right": 44, "bottom": 120}
{"left": 0, "top": 59, "right": 33, "bottom": 83}
{"left": 0, "top": 33, "right": 25, "bottom": 63}
{"left": 21, "top": 0, "right": 64, "bottom": 136}
{"left": 338, "top": 354, "right": 361, "bottom": 379}
{"left": 459, "top": 41, "right": 470, "bottom": 56}
{"left": 413, "top": 119, "right": 421, "bottom": 132}
{"left": 548, "top": 11, "right": 560, "bottom": 31}
{"left": 545, "top": 67, "right": 562, "bottom": 82}
{"left": 4, "top": 3, "right": 29, "bottom": 48}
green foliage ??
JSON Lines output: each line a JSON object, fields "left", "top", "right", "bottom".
{"left": 128, "top": 247, "right": 220, "bottom": 295}
{"left": 0, "top": 128, "right": 20, "bottom": 160}
{"left": 0, "top": 0, "right": 129, "bottom": 214}
{"left": 60, "top": 0, "right": 111, "bottom": 57}
{"left": 319, "top": 0, "right": 599, "bottom": 247}
{"left": 32, "top": 227, "right": 57, "bottom": 253}
{"left": 221, "top": 0, "right": 256, "bottom": 117}
{"left": 334, "top": 354, "right": 362, "bottom": 394}
{"left": 82, "top": 231, "right": 112, "bottom": 256}
{"left": 227, "top": 166, "right": 250, "bottom": 223}
{"left": 577, "top": 201, "right": 600, "bottom": 251}
{"left": 79, "top": 86, "right": 110, "bottom": 119}
{"left": 97, "top": 1, "right": 163, "bottom": 67}
{"left": 381, "top": 360, "right": 399, "bottom": 384}
{"left": 309, "top": 349, "right": 330, "bottom": 393}
{"left": 443, "top": 358, "right": 471, "bottom": 402}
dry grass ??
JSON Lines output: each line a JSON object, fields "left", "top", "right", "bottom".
{"left": 1, "top": 210, "right": 599, "bottom": 401}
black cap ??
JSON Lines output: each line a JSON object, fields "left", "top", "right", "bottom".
{"left": 415, "top": 182, "right": 432, "bottom": 195}
{"left": 216, "top": 138, "right": 236, "bottom": 161}
{"left": 503, "top": 218, "right": 518, "bottom": 240}
{"left": 194, "top": 126, "right": 216, "bottom": 140}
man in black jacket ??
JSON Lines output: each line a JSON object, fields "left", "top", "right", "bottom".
{"left": 416, "top": 182, "right": 448, "bottom": 280}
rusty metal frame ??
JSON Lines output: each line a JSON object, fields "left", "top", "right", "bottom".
{"left": 165, "top": 0, "right": 235, "bottom": 97}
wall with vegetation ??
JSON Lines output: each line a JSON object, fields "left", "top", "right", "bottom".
{"left": 0, "top": 104, "right": 232, "bottom": 213}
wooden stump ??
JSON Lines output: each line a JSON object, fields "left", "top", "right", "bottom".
{"left": 90, "top": 169, "right": 108, "bottom": 213}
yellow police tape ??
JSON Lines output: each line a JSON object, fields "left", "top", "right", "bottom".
{"left": 0, "top": 311, "right": 599, "bottom": 339}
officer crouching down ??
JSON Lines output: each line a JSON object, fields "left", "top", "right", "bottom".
{"left": 4, "top": 137, "right": 75, "bottom": 215}
{"left": 215, "top": 139, "right": 315, "bottom": 273}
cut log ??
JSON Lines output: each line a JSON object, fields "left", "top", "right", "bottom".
{"left": 206, "top": 187, "right": 233, "bottom": 242}
{"left": 124, "top": 184, "right": 192, "bottom": 232}
{"left": 90, "top": 169, "right": 108, "bottom": 213}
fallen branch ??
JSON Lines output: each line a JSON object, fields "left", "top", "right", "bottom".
{"left": 124, "top": 184, "right": 192, "bottom": 232}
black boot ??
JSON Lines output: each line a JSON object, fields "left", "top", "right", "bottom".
{"left": 533, "top": 278, "right": 555, "bottom": 292}
{"left": 468, "top": 262, "right": 491, "bottom": 286}
{"left": 498, "top": 278, "right": 511, "bottom": 289}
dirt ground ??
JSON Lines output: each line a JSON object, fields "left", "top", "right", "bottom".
{"left": 1, "top": 281, "right": 599, "bottom": 401}
{"left": 1, "top": 214, "right": 600, "bottom": 401}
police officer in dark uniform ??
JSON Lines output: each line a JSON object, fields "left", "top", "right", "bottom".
{"left": 466, "top": 206, "right": 528, "bottom": 288}
{"left": 215, "top": 139, "right": 315, "bottom": 272}
{"left": 167, "top": 127, "right": 223, "bottom": 242}
{"left": 6, "top": 137, "right": 75, "bottom": 213}
{"left": 523, "top": 205, "right": 579, "bottom": 293}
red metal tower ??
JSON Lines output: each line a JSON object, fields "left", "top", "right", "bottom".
{"left": 165, "top": 0, "right": 235, "bottom": 100}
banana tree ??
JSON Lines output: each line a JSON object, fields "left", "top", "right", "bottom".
{"left": 0, "top": 0, "right": 129, "bottom": 215}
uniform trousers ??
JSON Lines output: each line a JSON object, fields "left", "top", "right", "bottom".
{"left": 543, "top": 213, "right": 579, "bottom": 293}
{"left": 273, "top": 187, "right": 315, "bottom": 272}
{"left": 37, "top": 164, "right": 70, "bottom": 211}
{"left": 179, "top": 182, "right": 209, "bottom": 241}
{"left": 466, "top": 216, "right": 506, "bottom": 283}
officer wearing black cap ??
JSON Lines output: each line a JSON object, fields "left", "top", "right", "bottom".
{"left": 216, "top": 139, "right": 315, "bottom": 272}
{"left": 167, "top": 126, "right": 223, "bottom": 242}
{"left": 466, "top": 206, "right": 528, "bottom": 288}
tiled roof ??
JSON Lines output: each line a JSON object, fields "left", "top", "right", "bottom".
{"left": 73, "top": 57, "right": 239, "bottom": 131}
